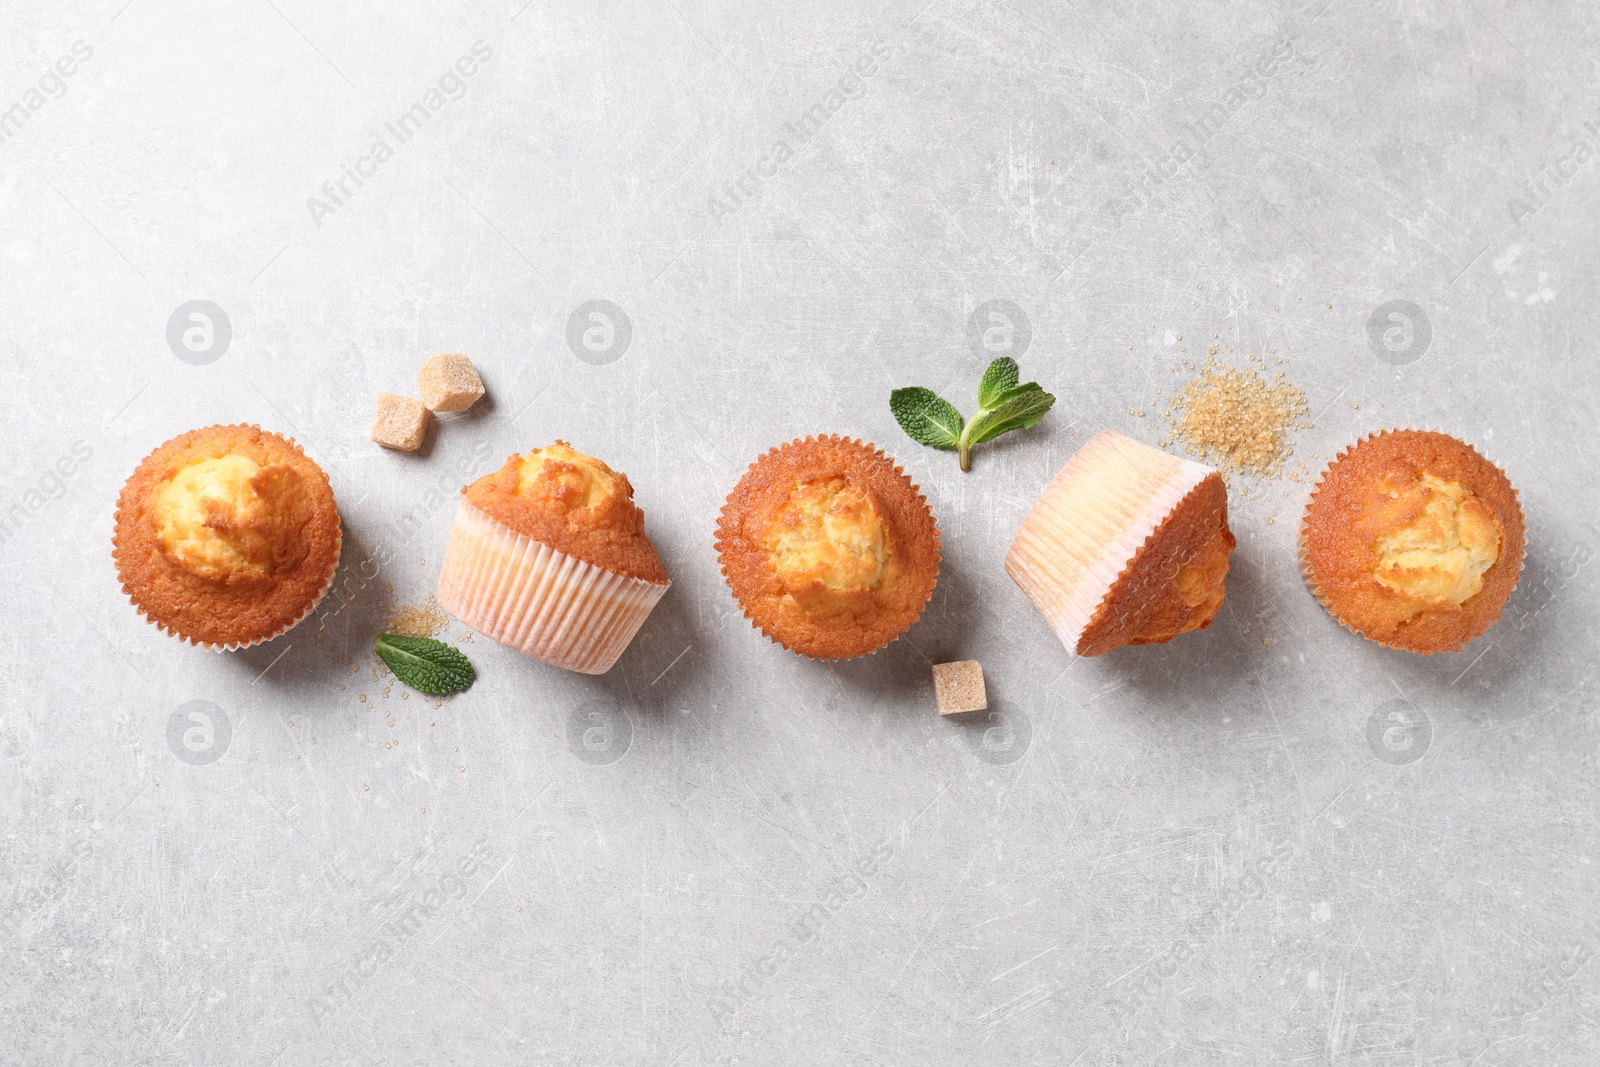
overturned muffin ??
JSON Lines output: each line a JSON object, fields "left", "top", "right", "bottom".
{"left": 716, "top": 435, "right": 940, "bottom": 660}
{"left": 1300, "top": 429, "right": 1524, "bottom": 653}
{"left": 1006, "top": 431, "right": 1235, "bottom": 656}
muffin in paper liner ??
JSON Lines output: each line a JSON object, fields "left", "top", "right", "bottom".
{"left": 435, "top": 499, "right": 668, "bottom": 674}
{"left": 1005, "top": 430, "right": 1235, "bottom": 657}
{"left": 715, "top": 435, "right": 941, "bottom": 661}
{"left": 431, "top": 443, "right": 670, "bottom": 674}
{"left": 1298, "top": 427, "right": 1525, "bottom": 654}
{"left": 112, "top": 424, "right": 342, "bottom": 651}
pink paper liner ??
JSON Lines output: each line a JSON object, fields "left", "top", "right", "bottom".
{"left": 1005, "top": 430, "right": 1218, "bottom": 656}
{"left": 435, "top": 499, "right": 668, "bottom": 674}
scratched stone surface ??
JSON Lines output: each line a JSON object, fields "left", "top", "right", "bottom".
{"left": 2, "top": 0, "right": 1598, "bottom": 1063}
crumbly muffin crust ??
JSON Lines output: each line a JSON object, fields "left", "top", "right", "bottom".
{"left": 112, "top": 424, "right": 341, "bottom": 648}
{"left": 716, "top": 435, "right": 940, "bottom": 660}
{"left": 463, "top": 443, "right": 667, "bottom": 584}
{"left": 1300, "top": 429, "right": 1525, "bottom": 654}
{"left": 1078, "top": 471, "right": 1235, "bottom": 656}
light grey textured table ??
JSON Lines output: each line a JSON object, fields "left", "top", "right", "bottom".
{"left": 3, "top": 1, "right": 1598, "bottom": 1063}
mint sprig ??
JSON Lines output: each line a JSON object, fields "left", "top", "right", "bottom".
{"left": 374, "top": 634, "right": 476, "bottom": 695}
{"left": 891, "top": 357, "right": 1056, "bottom": 471}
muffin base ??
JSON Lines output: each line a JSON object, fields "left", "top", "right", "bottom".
{"left": 436, "top": 500, "right": 668, "bottom": 674}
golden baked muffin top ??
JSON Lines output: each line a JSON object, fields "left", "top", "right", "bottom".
{"left": 113, "top": 424, "right": 342, "bottom": 647}
{"left": 716, "top": 435, "right": 940, "bottom": 660}
{"left": 463, "top": 442, "right": 668, "bottom": 584}
{"left": 1301, "top": 429, "right": 1524, "bottom": 654}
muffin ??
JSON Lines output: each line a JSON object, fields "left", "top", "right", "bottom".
{"left": 716, "top": 435, "right": 940, "bottom": 660}
{"left": 113, "top": 424, "right": 342, "bottom": 650}
{"left": 435, "top": 442, "right": 669, "bottom": 674}
{"left": 1300, "top": 428, "right": 1524, "bottom": 653}
{"left": 1006, "top": 431, "right": 1235, "bottom": 656}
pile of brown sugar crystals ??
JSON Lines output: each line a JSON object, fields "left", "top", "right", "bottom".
{"left": 1163, "top": 355, "right": 1310, "bottom": 478}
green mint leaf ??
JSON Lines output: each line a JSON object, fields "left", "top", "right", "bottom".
{"left": 890, "top": 387, "right": 964, "bottom": 450}
{"left": 374, "top": 634, "right": 476, "bottom": 695}
{"left": 976, "top": 357, "right": 1020, "bottom": 408}
{"left": 891, "top": 358, "right": 1054, "bottom": 471}
{"left": 964, "top": 383, "right": 1056, "bottom": 446}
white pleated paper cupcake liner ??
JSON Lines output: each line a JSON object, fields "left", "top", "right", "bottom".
{"left": 435, "top": 500, "right": 668, "bottom": 674}
{"left": 1005, "top": 430, "right": 1217, "bottom": 655}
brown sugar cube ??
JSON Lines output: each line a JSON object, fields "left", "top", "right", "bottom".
{"left": 932, "top": 660, "right": 988, "bottom": 717}
{"left": 370, "top": 392, "right": 430, "bottom": 452}
{"left": 417, "top": 352, "right": 485, "bottom": 413}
